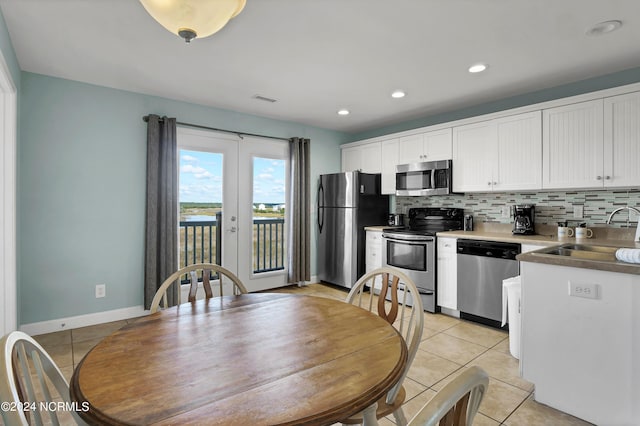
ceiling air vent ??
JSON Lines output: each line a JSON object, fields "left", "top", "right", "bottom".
{"left": 252, "top": 95, "right": 277, "bottom": 103}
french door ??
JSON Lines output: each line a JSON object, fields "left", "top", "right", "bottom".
{"left": 177, "top": 127, "right": 288, "bottom": 292}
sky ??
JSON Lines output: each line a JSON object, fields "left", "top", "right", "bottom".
{"left": 179, "top": 149, "right": 286, "bottom": 204}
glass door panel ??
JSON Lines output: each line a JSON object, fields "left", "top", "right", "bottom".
{"left": 252, "top": 157, "right": 286, "bottom": 273}
{"left": 177, "top": 127, "right": 239, "bottom": 281}
{"left": 238, "top": 137, "right": 289, "bottom": 291}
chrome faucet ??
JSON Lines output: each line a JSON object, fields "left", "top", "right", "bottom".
{"left": 606, "top": 206, "right": 640, "bottom": 242}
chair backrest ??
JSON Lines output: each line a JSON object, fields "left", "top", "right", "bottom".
{"left": 407, "top": 366, "right": 489, "bottom": 426}
{"left": 346, "top": 266, "right": 424, "bottom": 405}
{"left": 149, "top": 263, "right": 248, "bottom": 313}
{"left": 0, "top": 331, "right": 87, "bottom": 426}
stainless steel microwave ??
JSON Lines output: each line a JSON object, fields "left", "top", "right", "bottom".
{"left": 395, "top": 160, "right": 453, "bottom": 196}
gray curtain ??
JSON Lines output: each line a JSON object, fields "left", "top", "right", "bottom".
{"left": 287, "top": 137, "right": 311, "bottom": 284}
{"left": 144, "top": 115, "right": 178, "bottom": 309}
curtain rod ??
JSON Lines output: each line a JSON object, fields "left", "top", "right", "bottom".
{"left": 142, "top": 115, "right": 290, "bottom": 142}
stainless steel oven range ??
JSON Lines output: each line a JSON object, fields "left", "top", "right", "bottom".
{"left": 382, "top": 207, "right": 464, "bottom": 313}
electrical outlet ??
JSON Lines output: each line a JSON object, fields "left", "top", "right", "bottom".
{"left": 501, "top": 206, "right": 511, "bottom": 219}
{"left": 568, "top": 281, "right": 598, "bottom": 299}
{"left": 573, "top": 205, "right": 584, "bottom": 219}
{"left": 95, "top": 284, "right": 106, "bottom": 298}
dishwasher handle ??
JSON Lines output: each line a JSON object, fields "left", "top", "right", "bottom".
{"left": 457, "top": 239, "right": 521, "bottom": 260}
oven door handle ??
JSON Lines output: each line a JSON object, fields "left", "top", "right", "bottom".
{"left": 382, "top": 235, "right": 435, "bottom": 243}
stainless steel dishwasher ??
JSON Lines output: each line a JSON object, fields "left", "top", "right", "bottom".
{"left": 457, "top": 239, "right": 520, "bottom": 327}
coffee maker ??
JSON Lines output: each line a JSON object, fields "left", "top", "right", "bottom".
{"left": 513, "top": 204, "right": 535, "bottom": 235}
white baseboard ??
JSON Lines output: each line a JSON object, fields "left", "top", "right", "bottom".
{"left": 19, "top": 278, "right": 321, "bottom": 336}
{"left": 19, "top": 306, "right": 148, "bottom": 336}
{"left": 296, "top": 275, "right": 319, "bottom": 286}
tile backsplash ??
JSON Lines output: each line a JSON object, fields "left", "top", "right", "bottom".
{"left": 396, "top": 189, "right": 640, "bottom": 228}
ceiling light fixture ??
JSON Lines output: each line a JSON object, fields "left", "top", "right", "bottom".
{"left": 139, "top": 0, "right": 246, "bottom": 43}
{"left": 338, "top": 109, "right": 350, "bottom": 116}
{"left": 468, "top": 63, "right": 488, "bottom": 73}
{"left": 391, "top": 90, "right": 406, "bottom": 99}
{"left": 586, "top": 20, "right": 622, "bottom": 37}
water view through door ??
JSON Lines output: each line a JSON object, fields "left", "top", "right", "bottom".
{"left": 178, "top": 127, "right": 288, "bottom": 293}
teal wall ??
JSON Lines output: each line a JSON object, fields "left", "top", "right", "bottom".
{"left": 348, "top": 66, "right": 640, "bottom": 142}
{"left": 19, "top": 72, "right": 347, "bottom": 325}
{"left": 0, "top": 8, "right": 20, "bottom": 331}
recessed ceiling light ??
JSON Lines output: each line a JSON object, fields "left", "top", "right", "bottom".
{"left": 468, "top": 63, "right": 488, "bottom": 73}
{"left": 586, "top": 20, "right": 622, "bottom": 36}
{"left": 391, "top": 90, "right": 406, "bottom": 99}
{"left": 338, "top": 109, "right": 350, "bottom": 116}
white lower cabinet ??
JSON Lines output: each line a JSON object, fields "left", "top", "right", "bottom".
{"left": 366, "top": 229, "right": 383, "bottom": 270}
{"left": 437, "top": 237, "right": 457, "bottom": 310}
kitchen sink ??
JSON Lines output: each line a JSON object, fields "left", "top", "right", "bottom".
{"left": 534, "top": 244, "right": 619, "bottom": 262}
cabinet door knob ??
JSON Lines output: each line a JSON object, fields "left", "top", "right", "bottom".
{"left": 488, "top": 182, "right": 492, "bottom": 186}
{"left": 596, "top": 175, "right": 602, "bottom": 180}
{"left": 605, "top": 175, "right": 611, "bottom": 180}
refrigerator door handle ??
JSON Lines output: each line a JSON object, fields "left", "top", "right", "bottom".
{"left": 317, "top": 182, "right": 324, "bottom": 233}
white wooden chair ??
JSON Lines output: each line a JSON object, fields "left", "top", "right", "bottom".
{"left": 149, "top": 263, "right": 248, "bottom": 313}
{"left": 341, "top": 266, "right": 424, "bottom": 426}
{"left": 407, "top": 366, "right": 489, "bottom": 426}
{"left": 0, "top": 331, "right": 88, "bottom": 426}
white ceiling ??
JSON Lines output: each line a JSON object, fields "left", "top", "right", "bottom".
{"left": 1, "top": 0, "right": 640, "bottom": 134}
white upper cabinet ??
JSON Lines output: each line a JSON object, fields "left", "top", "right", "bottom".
{"left": 341, "top": 83, "right": 640, "bottom": 193}
{"left": 542, "top": 99, "right": 604, "bottom": 189}
{"left": 453, "top": 112, "right": 542, "bottom": 192}
{"left": 380, "top": 138, "right": 399, "bottom": 194}
{"left": 341, "top": 142, "right": 382, "bottom": 173}
{"left": 398, "top": 129, "right": 452, "bottom": 164}
{"left": 341, "top": 146, "right": 362, "bottom": 172}
{"left": 452, "top": 120, "right": 495, "bottom": 192}
{"left": 603, "top": 91, "right": 640, "bottom": 188}
{"left": 495, "top": 111, "right": 542, "bottom": 191}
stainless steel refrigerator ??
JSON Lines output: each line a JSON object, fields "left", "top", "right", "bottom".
{"left": 317, "top": 172, "right": 389, "bottom": 288}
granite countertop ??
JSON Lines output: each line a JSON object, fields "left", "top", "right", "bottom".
{"left": 437, "top": 225, "right": 640, "bottom": 275}
{"left": 366, "top": 222, "right": 640, "bottom": 274}
{"left": 364, "top": 225, "right": 400, "bottom": 231}
{"left": 517, "top": 246, "right": 640, "bottom": 275}
{"left": 436, "top": 230, "right": 559, "bottom": 246}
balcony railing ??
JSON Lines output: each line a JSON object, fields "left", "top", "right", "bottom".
{"left": 253, "top": 218, "right": 286, "bottom": 273}
{"left": 179, "top": 214, "right": 286, "bottom": 275}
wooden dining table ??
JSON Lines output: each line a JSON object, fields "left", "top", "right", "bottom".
{"left": 70, "top": 293, "right": 408, "bottom": 425}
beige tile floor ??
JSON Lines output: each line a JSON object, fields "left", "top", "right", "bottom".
{"left": 30, "top": 283, "right": 594, "bottom": 425}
